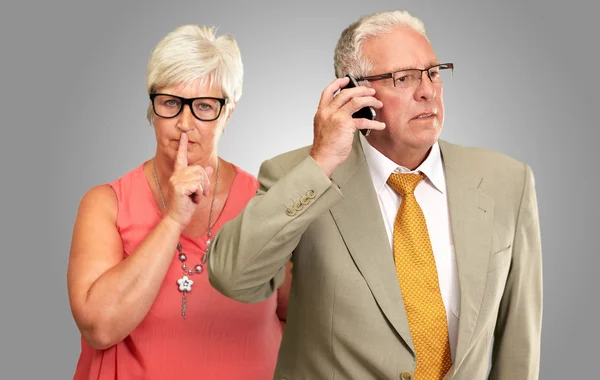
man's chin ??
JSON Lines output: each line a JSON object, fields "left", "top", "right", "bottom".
{"left": 406, "top": 126, "right": 441, "bottom": 146}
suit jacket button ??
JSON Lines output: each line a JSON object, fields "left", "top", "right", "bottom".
{"left": 285, "top": 208, "right": 296, "bottom": 216}
{"left": 293, "top": 201, "right": 303, "bottom": 211}
{"left": 400, "top": 372, "right": 412, "bottom": 380}
{"left": 306, "top": 189, "right": 316, "bottom": 199}
{"left": 300, "top": 195, "right": 310, "bottom": 205}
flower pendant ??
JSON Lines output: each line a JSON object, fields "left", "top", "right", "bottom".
{"left": 177, "top": 275, "right": 193, "bottom": 292}
{"left": 177, "top": 276, "right": 193, "bottom": 319}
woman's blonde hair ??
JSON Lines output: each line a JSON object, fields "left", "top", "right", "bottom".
{"left": 146, "top": 25, "right": 243, "bottom": 124}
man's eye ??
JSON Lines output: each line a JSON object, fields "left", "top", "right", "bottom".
{"left": 396, "top": 74, "right": 418, "bottom": 83}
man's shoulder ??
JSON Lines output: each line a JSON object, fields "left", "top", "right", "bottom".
{"left": 439, "top": 139, "right": 534, "bottom": 205}
{"left": 439, "top": 139, "right": 527, "bottom": 176}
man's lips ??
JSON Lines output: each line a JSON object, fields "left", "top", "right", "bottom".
{"left": 412, "top": 112, "right": 436, "bottom": 120}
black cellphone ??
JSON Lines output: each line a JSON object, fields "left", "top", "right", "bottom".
{"left": 342, "top": 74, "right": 376, "bottom": 136}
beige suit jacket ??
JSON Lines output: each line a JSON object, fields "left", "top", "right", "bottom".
{"left": 209, "top": 134, "right": 542, "bottom": 380}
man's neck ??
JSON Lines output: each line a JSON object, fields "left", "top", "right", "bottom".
{"left": 367, "top": 137, "right": 433, "bottom": 171}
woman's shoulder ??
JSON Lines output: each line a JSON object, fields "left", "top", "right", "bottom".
{"left": 107, "top": 163, "right": 146, "bottom": 191}
{"left": 76, "top": 184, "right": 119, "bottom": 227}
{"left": 77, "top": 163, "right": 146, "bottom": 218}
{"left": 80, "top": 183, "right": 117, "bottom": 205}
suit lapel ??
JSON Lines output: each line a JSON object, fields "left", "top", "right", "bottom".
{"left": 439, "top": 140, "right": 495, "bottom": 374}
{"left": 326, "top": 137, "right": 496, "bottom": 365}
{"left": 329, "top": 133, "right": 415, "bottom": 354}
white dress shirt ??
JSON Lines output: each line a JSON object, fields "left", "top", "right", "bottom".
{"left": 359, "top": 134, "right": 461, "bottom": 361}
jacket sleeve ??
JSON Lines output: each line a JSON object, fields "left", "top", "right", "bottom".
{"left": 208, "top": 155, "right": 344, "bottom": 303}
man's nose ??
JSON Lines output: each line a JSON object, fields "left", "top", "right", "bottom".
{"left": 413, "top": 70, "right": 437, "bottom": 101}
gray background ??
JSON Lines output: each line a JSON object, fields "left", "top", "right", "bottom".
{"left": 0, "top": 0, "right": 597, "bottom": 378}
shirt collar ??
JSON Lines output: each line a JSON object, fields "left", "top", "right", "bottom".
{"left": 359, "top": 133, "right": 446, "bottom": 194}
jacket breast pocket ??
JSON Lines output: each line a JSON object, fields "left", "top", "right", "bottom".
{"left": 487, "top": 245, "right": 512, "bottom": 273}
{"left": 480, "top": 245, "right": 512, "bottom": 318}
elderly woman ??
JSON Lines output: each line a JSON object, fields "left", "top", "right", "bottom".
{"left": 67, "top": 25, "right": 290, "bottom": 380}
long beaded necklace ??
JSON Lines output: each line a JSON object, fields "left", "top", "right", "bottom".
{"left": 152, "top": 159, "right": 220, "bottom": 319}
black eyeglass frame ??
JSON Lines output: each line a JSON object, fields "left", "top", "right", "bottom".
{"left": 149, "top": 93, "right": 229, "bottom": 121}
{"left": 356, "top": 63, "right": 454, "bottom": 87}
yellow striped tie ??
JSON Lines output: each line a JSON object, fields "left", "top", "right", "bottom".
{"left": 387, "top": 172, "right": 452, "bottom": 379}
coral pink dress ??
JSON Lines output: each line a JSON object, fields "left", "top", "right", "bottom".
{"left": 73, "top": 163, "right": 282, "bottom": 380}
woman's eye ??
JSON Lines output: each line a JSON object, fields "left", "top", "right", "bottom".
{"left": 196, "top": 103, "right": 214, "bottom": 111}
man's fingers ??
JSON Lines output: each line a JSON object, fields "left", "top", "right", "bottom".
{"left": 331, "top": 86, "right": 377, "bottom": 110}
{"left": 174, "top": 133, "right": 189, "bottom": 171}
{"left": 356, "top": 119, "right": 386, "bottom": 132}
{"left": 318, "top": 77, "right": 350, "bottom": 109}
{"left": 340, "top": 96, "right": 383, "bottom": 116}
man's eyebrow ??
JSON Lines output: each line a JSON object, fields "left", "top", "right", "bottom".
{"left": 393, "top": 61, "right": 440, "bottom": 72}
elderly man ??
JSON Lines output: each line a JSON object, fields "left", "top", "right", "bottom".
{"left": 209, "top": 10, "right": 542, "bottom": 380}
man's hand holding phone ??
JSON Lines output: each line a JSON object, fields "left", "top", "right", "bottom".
{"left": 310, "top": 76, "right": 385, "bottom": 178}
{"left": 342, "top": 75, "right": 377, "bottom": 136}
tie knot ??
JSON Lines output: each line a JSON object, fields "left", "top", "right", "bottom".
{"left": 387, "top": 172, "right": 425, "bottom": 196}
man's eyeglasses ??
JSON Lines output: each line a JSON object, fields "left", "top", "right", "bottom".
{"left": 357, "top": 63, "right": 454, "bottom": 88}
{"left": 150, "top": 93, "right": 229, "bottom": 121}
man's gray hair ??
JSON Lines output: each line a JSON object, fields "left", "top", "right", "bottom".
{"left": 334, "top": 10, "right": 428, "bottom": 80}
